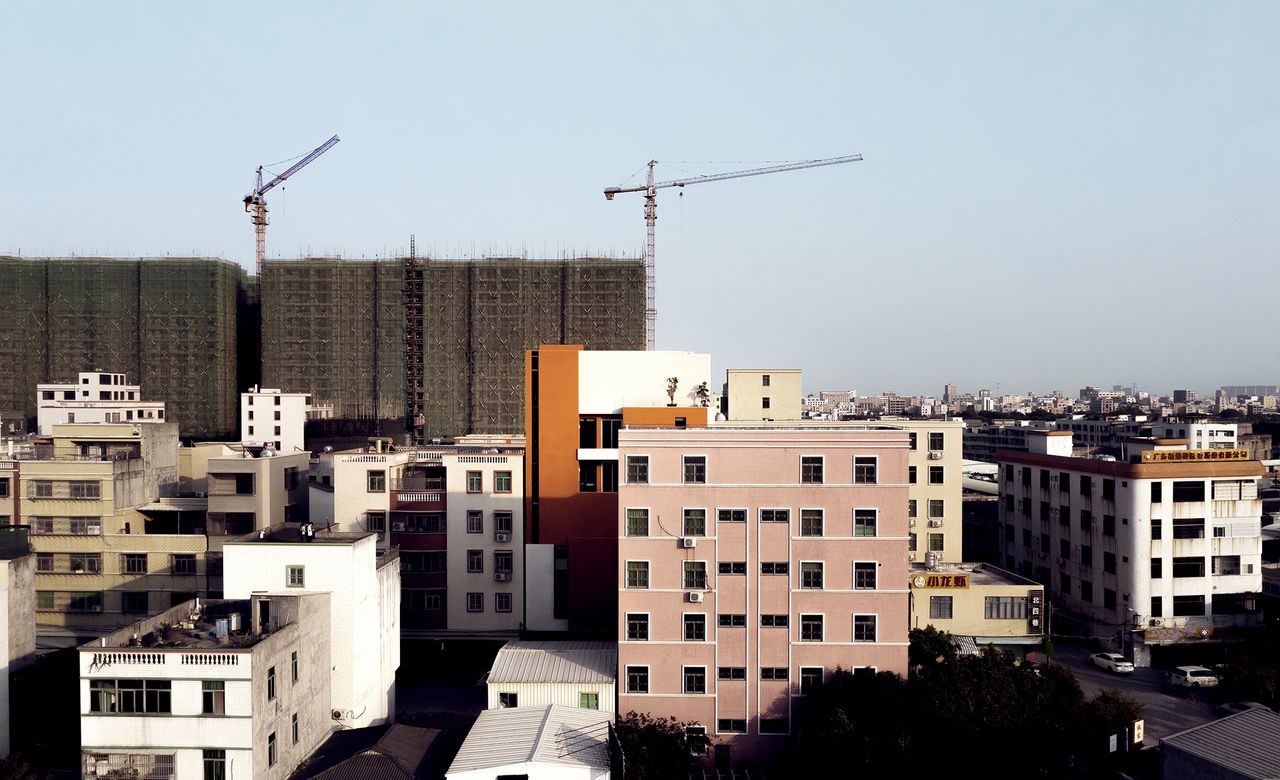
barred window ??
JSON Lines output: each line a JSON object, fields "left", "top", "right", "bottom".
{"left": 984, "top": 596, "right": 1027, "bottom": 619}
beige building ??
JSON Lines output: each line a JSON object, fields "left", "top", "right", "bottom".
{"left": 725, "top": 369, "right": 802, "bottom": 421}
{"left": 0, "top": 459, "right": 15, "bottom": 527}
{"left": 1, "top": 526, "right": 35, "bottom": 758}
{"left": 907, "top": 562, "right": 1044, "bottom": 657}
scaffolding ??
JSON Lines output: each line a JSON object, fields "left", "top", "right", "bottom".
{"left": 0, "top": 257, "right": 246, "bottom": 438}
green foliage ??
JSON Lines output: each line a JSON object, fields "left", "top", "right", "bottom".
{"left": 908, "top": 625, "right": 958, "bottom": 668}
{"left": 616, "top": 711, "right": 704, "bottom": 780}
{"left": 1218, "top": 625, "right": 1280, "bottom": 708}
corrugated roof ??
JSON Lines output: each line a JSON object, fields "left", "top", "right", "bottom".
{"left": 487, "top": 641, "right": 617, "bottom": 684}
{"left": 1162, "top": 708, "right": 1280, "bottom": 779}
{"left": 446, "top": 704, "right": 612, "bottom": 775}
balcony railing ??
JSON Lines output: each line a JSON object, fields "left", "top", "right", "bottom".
{"left": 393, "top": 478, "right": 446, "bottom": 492}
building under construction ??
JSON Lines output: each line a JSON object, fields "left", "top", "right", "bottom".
{"left": 0, "top": 256, "right": 250, "bottom": 438}
{"left": 261, "top": 256, "right": 645, "bottom": 442}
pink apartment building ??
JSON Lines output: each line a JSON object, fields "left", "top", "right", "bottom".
{"left": 616, "top": 426, "right": 910, "bottom": 768}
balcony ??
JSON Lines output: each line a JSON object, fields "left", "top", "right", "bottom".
{"left": 392, "top": 478, "right": 446, "bottom": 509}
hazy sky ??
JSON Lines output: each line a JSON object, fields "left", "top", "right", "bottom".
{"left": 3, "top": 2, "right": 1276, "bottom": 396}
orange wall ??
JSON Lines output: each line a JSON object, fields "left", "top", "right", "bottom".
{"left": 524, "top": 345, "right": 584, "bottom": 542}
{"left": 622, "top": 406, "right": 709, "bottom": 428}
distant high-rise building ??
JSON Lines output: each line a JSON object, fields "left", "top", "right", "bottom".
{"left": 1173, "top": 389, "right": 1197, "bottom": 404}
{"left": 943, "top": 383, "right": 957, "bottom": 404}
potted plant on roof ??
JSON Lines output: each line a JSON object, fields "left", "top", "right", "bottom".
{"left": 695, "top": 381, "right": 710, "bottom": 407}
{"left": 666, "top": 376, "right": 679, "bottom": 407}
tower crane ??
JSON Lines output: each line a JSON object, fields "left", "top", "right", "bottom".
{"left": 243, "top": 134, "right": 341, "bottom": 275}
{"left": 604, "top": 154, "right": 863, "bottom": 349}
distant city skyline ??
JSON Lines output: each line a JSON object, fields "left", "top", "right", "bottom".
{"left": 3, "top": 3, "right": 1277, "bottom": 393}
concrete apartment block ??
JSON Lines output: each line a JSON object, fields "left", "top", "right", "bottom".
{"left": 241, "top": 387, "right": 312, "bottom": 455}
{"left": 725, "top": 369, "right": 802, "bottom": 421}
{"left": 617, "top": 426, "right": 910, "bottom": 767}
{"left": 37, "top": 371, "right": 167, "bottom": 435}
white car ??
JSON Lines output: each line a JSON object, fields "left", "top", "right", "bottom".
{"left": 1167, "top": 665, "right": 1219, "bottom": 688}
{"left": 1090, "top": 652, "right": 1135, "bottom": 674}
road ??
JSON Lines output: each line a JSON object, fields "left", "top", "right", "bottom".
{"left": 1050, "top": 642, "right": 1220, "bottom": 746}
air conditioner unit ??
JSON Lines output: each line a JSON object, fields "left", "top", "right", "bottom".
{"left": 494, "top": 571, "right": 512, "bottom": 582}
{"left": 495, "top": 532, "right": 511, "bottom": 543}
{"left": 907, "top": 553, "right": 916, "bottom": 561}
{"left": 928, "top": 519, "right": 942, "bottom": 528}
{"left": 682, "top": 537, "right": 697, "bottom": 548}
{"left": 391, "top": 521, "right": 405, "bottom": 532}
{"left": 929, "top": 451, "right": 943, "bottom": 460}
{"left": 1148, "top": 618, "right": 1162, "bottom": 628}
{"left": 687, "top": 591, "right": 704, "bottom": 603}
{"left": 908, "top": 518, "right": 916, "bottom": 527}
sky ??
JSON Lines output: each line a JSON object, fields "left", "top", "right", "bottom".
{"left": 2, "top": 2, "right": 1277, "bottom": 397}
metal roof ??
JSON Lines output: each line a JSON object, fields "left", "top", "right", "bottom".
{"left": 487, "top": 641, "right": 617, "bottom": 685}
{"left": 1162, "top": 707, "right": 1280, "bottom": 779}
{"left": 446, "top": 704, "right": 612, "bottom": 775}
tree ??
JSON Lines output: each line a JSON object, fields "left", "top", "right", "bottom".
{"left": 908, "top": 625, "right": 957, "bottom": 668}
{"left": 615, "top": 711, "right": 705, "bottom": 780}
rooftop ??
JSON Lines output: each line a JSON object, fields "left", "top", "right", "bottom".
{"left": 225, "top": 522, "right": 375, "bottom": 546}
{"left": 909, "top": 561, "right": 1039, "bottom": 587}
{"left": 292, "top": 723, "right": 451, "bottom": 780}
{"left": 1162, "top": 708, "right": 1280, "bottom": 779}
{"left": 487, "top": 641, "right": 617, "bottom": 685}
{"left": 87, "top": 599, "right": 263, "bottom": 651}
{"left": 447, "top": 705, "right": 612, "bottom": 774}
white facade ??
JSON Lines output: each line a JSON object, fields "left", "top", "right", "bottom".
{"left": 223, "top": 530, "right": 400, "bottom": 729}
{"left": 37, "top": 372, "right": 166, "bottom": 435}
{"left": 576, "top": 350, "right": 711, "bottom": 412}
{"left": 484, "top": 641, "right": 617, "bottom": 714}
{"left": 241, "top": 388, "right": 311, "bottom": 454}
{"left": 998, "top": 449, "right": 1264, "bottom": 665}
{"left": 1151, "top": 421, "right": 1238, "bottom": 450}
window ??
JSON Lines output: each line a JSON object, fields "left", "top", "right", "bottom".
{"left": 1173, "top": 595, "right": 1205, "bottom": 616}
{"left": 929, "top": 432, "right": 945, "bottom": 451}
{"left": 762, "top": 374, "right": 771, "bottom": 387}
{"left": 1103, "top": 514, "right": 1115, "bottom": 537}
{"left": 626, "top": 613, "right": 649, "bottom": 641}
{"left": 467, "top": 593, "right": 484, "bottom": 612}
{"left": 467, "top": 550, "right": 483, "bottom": 573}
{"left": 71, "top": 552, "right": 103, "bottom": 573}
{"left": 494, "top": 550, "right": 513, "bottom": 576}
{"left": 203, "top": 749, "right": 226, "bottom": 780}
{"left": 762, "top": 397, "right": 771, "bottom": 409}
{"left": 984, "top": 596, "right": 1027, "bottom": 619}
{"left": 929, "top": 466, "right": 944, "bottom": 485}
{"left": 801, "top": 561, "right": 824, "bottom": 589}
{"left": 854, "top": 509, "right": 877, "bottom": 537}
{"left": 367, "top": 470, "right": 385, "bottom": 492}
{"left": 761, "top": 562, "right": 789, "bottom": 575}
{"left": 718, "top": 561, "right": 746, "bottom": 575}
{"left": 1059, "top": 539, "right": 1071, "bottom": 560}
{"left": 286, "top": 565, "right": 304, "bottom": 587}
{"left": 0, "top": 479, "right": 7, "bottom": 498}
{"left": 909, "top": 533, "right": 917, "bottom": 552}
{"left": 684, "top": 561, "right": 707, "bottom": 589}
{"left": 717, "top": 508, "right": 746, "bottom": 523}
{"left": 719, "top": 667, "right": 747, "bottom": 680}
{"left": 718, "top": 719, "right": 747, "bottom": 733}
{"left": 36, "top": 553, "right": 53, "bottom": 572}
{"left": 683, "top": 456, "right": 706, "bottom": 484}
{"left": 1059, "top": 473, "right": 1070, "bottom": 494}
{"left": 1080, "top": 545, "right": 1093, "bottom": 568}
{"left": 1151, "top": 596, "right": 1163, "bottom": 617}
{"left": 760, "top": 614, "right": 788, "bottom": 627}
{"left": 626, "top": 561, "right": 649, "bottom": 589}
{"left": 496, "top": 593, "right": 513, "bottom": 612}
{"left": 1172, "top": 557, "right": 1206, "bottom": 578}
{"left": 494, "top": 471, "right": 512, "bottom": 493}
{"left": 760, "top": 508, "right": 790, "bottom": 523}
{"left": 202, "top": 681, "right": 225, "bottom": 714}
{"left": 1151, "top": 482, "right": 1163, "bottom": 503}
{"left": 1213, "top": 555, "right": 1241, "bottom": 576}
{"left": 801, "top": 456, "right": 823, "bottom": 484}
{"left": 69, "top": 480, "right": 101, "bottom": 499}
{"left": 1151, "top": 518, "right": 1162, "bottom": 540}
{"left": 760, "top": 718, "right": 788, "bottom": 734}
{"left": 930, "top": 596, "right": 953, "bottom": 619}
{"left": 1172, "top": 481, "right": 1205, "bottom": 502}
{"left": 800, "top": 667, "right": 824, "bottom": 694}
{"left": 853, "top": 614, "right": 877, "bottom": 642}
{"left": 625, "top": 508, "right": 649, "bottom": 537}
{"left": 853, "top": 457, "right": 877, "bottom": 484}
{"left": 626, "top": 666, "right": 649, "bottom": 693}
{"left": 908, "top": 499, "right": 917, "bottom": 518}
{"left": 1080, "top": 580, "right": 1093, "bottom": 603}
{"left": 32, "top": 480, "right": 53, "bottom": 498}
{"left": 497, "top": 692, "right": 518, "bottom": 708}
{"left": 626, "top": 455, "right": 649, "bottom": 484}
{"left": 1150, "top": 557, "right": 1162, "bottom": 578}
{"left": 928, "top": 499, "right": 944, "bottom": 518}
{"left": 1173, "top": 518, "right": 1205, "bottom": 539}
{"left": 1103, "top": 552, "right": 1116, "bottom": 574}
{"left": 909, "top": 466, "right": 917, "bottom": 485}
{"left": 581, "top": 461, "right": 598, "bottom": 492}
{"left": 121, "top": 592, "right": 148, "bottom": 613}
{"left": 579, "top": 692, "right": 600, "bottom": 709}
{"left": 121, "top": 550, "right": 146, "bottom": 573}
{"left": 1079, "top": 475, "right": 1092, "bottom": 497}
{"left": 760, "top": 667, "right": 788, "bottom": 680}
{"left": 686, "top": 660, "right": 706, "bottom": 691}
{"left": 683, "top": 509, "right": 706, "bottom": 537}
{"left": 268, "top": 732, "right": 277, "bottom": 767}
{"left": 719, "top": 613, "right": 747, "bottom": 627}
{"left": 684, "top": 614, "right": 706, "bottom": 641}
{"left": 494, "top": 512, "right": 513, "bottom": 536}
{"left": 800, "top": 509, "right": 823, "bottom": 536}
{"left": 1104, "top": 589, "right": 1117, "bottom": 610}
{"left": 928, "top": 533, "right": 944, "bottom": 552}
{"left": 466, "top": 471, "right": 482, "bottom": 493}
{"left": 267, "top": 667, "right": 277, "bottom": 701}
{"left": 853, "top": 562, "right": 877, "bottom": 590}
{"left": 292, "top": 650, "right": 298, "bottom": 682}
{"left": 800, "top": 614, "right": 823, "bottom": 642}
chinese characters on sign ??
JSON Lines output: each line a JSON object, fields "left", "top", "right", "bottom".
{"left": 910, "top": 573, "right": 970, "bottom": 589}
{"left": 1027, "top": 590, "right": 1044, "bottom": 635}
{"left": 1141, "top": 448, "right": 1249, "bottom": 463}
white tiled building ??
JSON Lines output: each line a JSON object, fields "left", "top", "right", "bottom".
{"left": 37, "top": 371, "right": 166, "bottom": 435}
{"left": 240, "top": 388, "right": 312, "bottom": 454}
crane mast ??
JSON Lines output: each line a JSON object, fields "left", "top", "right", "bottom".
{"left": 244, "top": 134, "right": 340, "bottom": 276}
{"left": 604, "top": 154, "right": 863, "bottom": 349}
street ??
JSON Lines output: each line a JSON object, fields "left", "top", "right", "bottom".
{"left": 1050, "top": 642, "right": 1220, "bottom": 746}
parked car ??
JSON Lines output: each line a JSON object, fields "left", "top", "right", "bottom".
{"left": 1090, "top": 653, "right": 1135, "bottom": 674}
{"left": 1167, "top": 665, "right": 1220, "bottom": 688}
{"left": 1216, "top": 701, "right": 1267, "bottom": 717}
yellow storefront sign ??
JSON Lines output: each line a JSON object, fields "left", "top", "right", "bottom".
{"left": 1141, "top": 449, "right": 1249, "bottom": 463}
